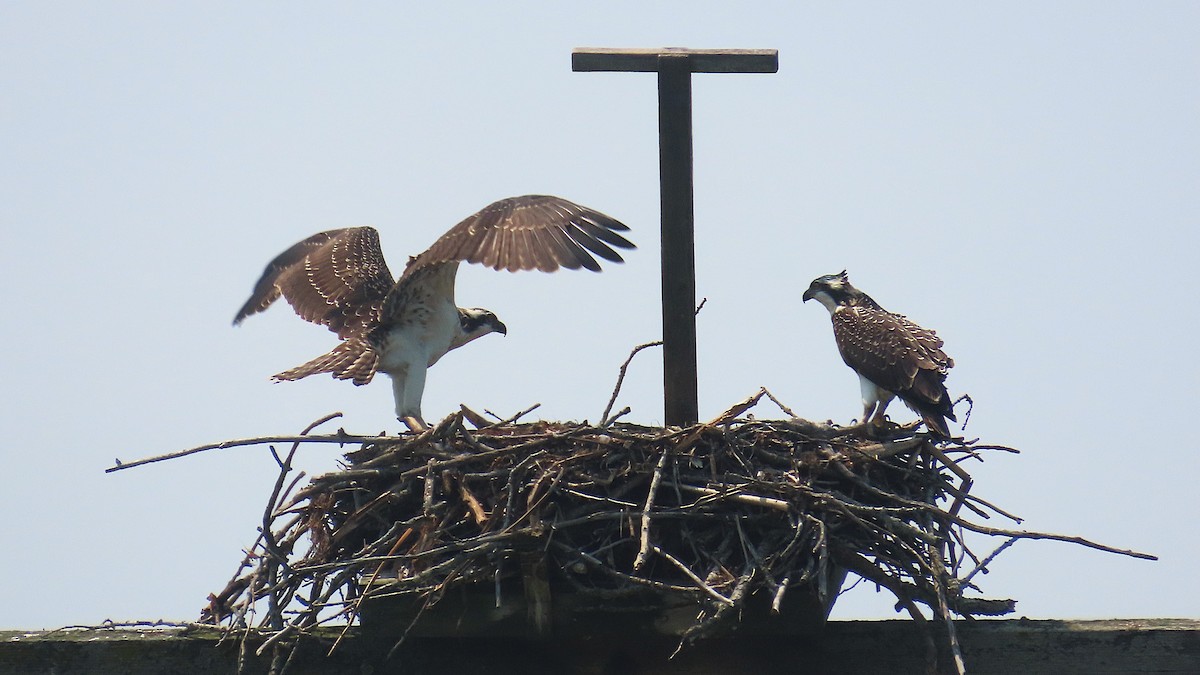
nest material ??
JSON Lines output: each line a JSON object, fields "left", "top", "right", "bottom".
{"left": 201, "top": 390, "right": 1028, "bottom": 654}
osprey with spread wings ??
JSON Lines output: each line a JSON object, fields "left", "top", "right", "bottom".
{"left": 234, "top": 195, "right": 635, "bottom": 429}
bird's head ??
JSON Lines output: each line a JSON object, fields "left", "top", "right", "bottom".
{"left": 453, "top": 307, "right": 507, "bottom": 349}
{"left": 802, "top": 270, "right": 856, "bottom": 313}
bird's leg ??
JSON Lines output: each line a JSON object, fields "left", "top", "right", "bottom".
{"left": 866, "top": 388, "right": 897, "bottom": 428}
{"left": 400, "top": 415, "right": 428, "bottom": 432}
{"left": 859, "top": 376, "right": 885, "bottom": 427}
{"left": 869, "top": 400, "right": 892, "bottom": 427}
{"left": 861, "top": 400, "right": 879, "bottom": 427}
{"left": 392, "top": 363, "right": 430, "bottom": 433}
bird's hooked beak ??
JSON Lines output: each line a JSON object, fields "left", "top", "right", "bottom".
{"left": 493, "top": 319, "right": 508, "bottom": 336}
{"left": 802, "top": 287, "right": 816, "bottom": 303}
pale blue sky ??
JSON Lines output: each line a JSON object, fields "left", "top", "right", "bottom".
{"left": 2, "top": 2, "right": 1197, "bottom": 629}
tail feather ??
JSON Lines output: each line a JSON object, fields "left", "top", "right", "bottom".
{"left": 920, "top": 410, "right": 952, "bottom": 439}
{"left": 905, "top": 369, "right": 956, "bottom": 439}
{"left": 273, "top": 339, "right": 378, "bottom": 385}
{"left": 910, "top": 393, "right": 955, "bottom": 439}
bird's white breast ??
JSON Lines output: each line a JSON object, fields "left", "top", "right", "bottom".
{"left": 378, "top": 296, "right": 460, "bottom": 372}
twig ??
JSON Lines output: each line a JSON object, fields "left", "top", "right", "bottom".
{"left": 633, "top": 449, "right": 671, "bottom": 571}
{"left": 651, "top": 545, "right": 733, "bottom": 607}
{"left": 603, "top": 406, "right": 632, "bottom": 427}
{"left": 949, "top": 522, "right": 1156, "bottom": 561}
{"left": 458, "top": 404, "right": 492, "bottom": 429}
{"left": 106, "top": 424, "right": 417, "bottom": 472}
{"left": 962, "top": 537, "right": 1019, "bottom": 585}
{"left": 954, "top": 393, "right": 974, "bottom": 431}
{"left": 760, "top": 387, "right": 799, "bottom": 418}
{"left": 600, "top": 340, "right": 662, "bottom": 425}
{"left": 666, "top": 482, "right": 791, "bottom": 512}
{"left": 484, "top": 403, "right": 542, "bottom": 428}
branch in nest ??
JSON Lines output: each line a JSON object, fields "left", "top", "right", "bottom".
{"left": 186, "top": 384, "right": 1154, "bottom": 671}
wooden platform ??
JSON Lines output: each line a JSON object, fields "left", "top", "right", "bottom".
{"left": 4, "top": 619, "right": 1198, "bottom": 674}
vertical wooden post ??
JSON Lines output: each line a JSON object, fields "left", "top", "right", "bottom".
{"left": 572, "top": 48, "right": 778, "bottom": 426}
{"left": 656, "top": 55, "right": 699, "bottom": 426}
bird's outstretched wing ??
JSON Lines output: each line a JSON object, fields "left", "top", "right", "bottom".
{"left": 403, "top": 195, "right": 635, "bottom": 277}
{"left": 233, "top": 227, "right": 395, "bottom": 339}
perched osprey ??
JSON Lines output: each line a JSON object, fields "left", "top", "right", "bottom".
{"left": 234, "top": 195, "right": 635, "bottom": 429}
{"left": 802, "top": 271, "right": 956, "bottom": 438}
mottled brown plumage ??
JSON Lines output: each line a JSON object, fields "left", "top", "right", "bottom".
{"left": 803, "top": 271, "right": 956, "bottom": 438}
{"left": 234, "top": 227, "right": 395, "bottom": 340}
{"left": 234, "top": 195, "right": 634, "bottom": 425}
{"left": 413, "top": 196, "right": 632, "bottom": 273}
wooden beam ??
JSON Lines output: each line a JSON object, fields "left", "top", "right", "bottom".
{"left": 5, "top": 620, "right": 1198, "bottom": 674}
{"left": 572, "top": 47, "right": 778, "bottom": 426}
{"left": 657, "top": 54, "right": 699, "bottom": 426}
{"left": 572, "top": 48, "right": 779, "bottom": 73}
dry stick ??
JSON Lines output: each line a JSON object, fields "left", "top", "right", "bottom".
{"left": 388, "top": 429, "right": 586, "bottom": 482}
{"left": 600, "top": 340, "right": 663, "bottom": 425}
{"left": 327, "top": 528, "right": 415, "bottom": 656}
{"left": 709, "top": 389, "right": 768, "bottom": 426}
{"left": 823, "top": 447, "right": 1156, "bottom": 561}
{"left": 922, "top": 454, "right": 968, "bottom": 675}
{"left": 605, "top": 406, "right": 633, "bottom": 425}
{"left": 961, "top": 536, "right": 1020, "bottom": 586}
{"left": 950, "top": 519, "right": 1155, "bottom": 561}
{"left": 261, "top": 416, "right": 342, "bottom": 636}
{"left": 550, "top": 542, "right": 701, "bottom": 593}
{"left": 204, "top": 536, "right": 266, "bottom": 624}
{"left": 256, "top": 415, "right": 359, "bottom": 654}
{"left": 734, "top": 517, "right": 781, "bottom": 606}
{"left": 633, "top": 448, "right": 671, "bottom": 571}
{"left": 667, "top": 482, "right": 791, "bottom": 512}
{"left": 760, "top": 387, "right": 799, "bottom": 418}
{"left": 674, "top": 566, "right": 757, "bottom": 657}
{"left": 838, "top": 544, "right": 1015, "bottom": 617}
{"left": 258, "top": 551, "right": 381, "bottom": 657}
{"left": 954, "top": 393, "right": 974, "bottom": 431}
{"left": 239, "top": 565, "right": 261, "bottom": 671}
{"left": 934, "top": 557, "right": 966, "bottom": 675}
{"left": 771, "top": 573, "right": 791, "bottom": 614}
{"left": 960, "top": 490, "right": 1023, "bottom": 523}
{"left": 269, "top": 472, "right": 309, "bottom": 520}
{"left": 482, "top": 403, "right": 542, "bottom": 427}
{"left": 458, "top": 404, "right": 492, "bottom": 429}
{"left": 106, "top": 428, "right": 414, "bottom": 473}
{"left": 651, "top": 545, "right": 733, "bottom": 607}
{"left": 925, "top": 443, "right": 974, "bottom": 520}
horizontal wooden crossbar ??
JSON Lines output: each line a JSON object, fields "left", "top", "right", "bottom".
{"left": 572, "top": 48, "right": 779, "bottom": 73}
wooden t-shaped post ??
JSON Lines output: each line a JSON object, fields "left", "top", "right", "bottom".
{"left": 572, "top": 48, "right": 778, "bottom": 426}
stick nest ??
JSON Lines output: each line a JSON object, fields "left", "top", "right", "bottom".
{"left": 200, "top": 390, "right": 1050, "bottom": 651}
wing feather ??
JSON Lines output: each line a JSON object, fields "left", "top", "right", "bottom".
{"left": 404, "top": 195, "right": 634, "bottom": 279}
{"left": 233, "top": 230, "right": 338, "bottom": 324}
{"left": 524, "top": 224, "right": 558, "bottom": 272}
{"left": 564, "top": 221, "right": 623, "bottom": 262}
{"left": 234, "top": 227, "right": 394, "bottom": 339}
{"left": 513, "top": 227, "right": 536, "bottom": 272}
{"left": 832, "top": 306, "right": 954, "bottom": 413}
{"left": 540, "top": 224, "right": 586, "bottom": 271}
{"left": 574, "top": 212, "right": 636, "bottom": 249}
